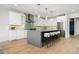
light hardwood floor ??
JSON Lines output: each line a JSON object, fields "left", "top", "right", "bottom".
{"left": 0, "top": 36, "right": 79, "bottom": 54}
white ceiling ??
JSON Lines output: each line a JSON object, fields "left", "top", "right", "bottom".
{"left": 0, "top": 4, "right": 79, "bottom": 18}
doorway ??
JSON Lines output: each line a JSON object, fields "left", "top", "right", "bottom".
{"left": 70, "top": 18, "right": 74, "bottom": 36}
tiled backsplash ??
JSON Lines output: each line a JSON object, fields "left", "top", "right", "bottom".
{"left": 36, "top": 26, "right": 57, "bottom": 31}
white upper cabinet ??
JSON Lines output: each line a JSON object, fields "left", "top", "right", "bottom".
{"left": 21, "top": 14, "right": 26, "bottom": 25}
{"left": 9, "top": 11, "right": 25, "bottom": 25}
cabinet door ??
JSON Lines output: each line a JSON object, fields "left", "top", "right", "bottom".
{"left": 21, "top": 15, "right": 26, "bottom": 24}
{"left": 9, "top": 11, "right": 16, "bottom": 25}
{"left": 9, "top": 30, "right": 17, "bottom": 40}
{"left": 16, "top": 31, "right": 21, "bottom": 39}
{"left": 16, "top": 13, "right": 22, "bottom": 25}
{"left": 16, "top": 30, "right": 24, "bottom": 39}
{"left": 9, "top": 11, "right": 22, "bottom": 25}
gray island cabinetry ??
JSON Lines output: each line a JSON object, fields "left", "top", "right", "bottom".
{"left": 27, "top": 30, "right": 42, "bottom": 48}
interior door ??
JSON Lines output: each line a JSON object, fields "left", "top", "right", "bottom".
{"left": 70, "top": 18, "right": 74, "bottom": 35}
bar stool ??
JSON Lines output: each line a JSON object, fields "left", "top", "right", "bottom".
{"left": 43, "top": 32, "right": 50, "bottom": 48}
{"left": 55, "top": 32, "right": 59, "bottom": 38}
{"left": 54, "top": 31, "right": 60, "bottom": 42}
{"left": 57, "top": 31, "right": 60, "bottom": 39}
{"left": 53, "top": 32, "right": 58, "bottom": 42}
{"left": 50, "top": 32, "right": 55, "bottom": 45}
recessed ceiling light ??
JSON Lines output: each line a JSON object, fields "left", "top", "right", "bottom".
{"left": 14, "top": 4, "right": 18, "bottom": 6}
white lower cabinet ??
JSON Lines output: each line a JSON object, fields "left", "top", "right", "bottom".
{"left": 16, "top": 30, "right": 24, "bottom": 39}
{"left": 16, "top": 31, "right": 20, "bottom": 39}
{"left": 9, "top": 30, "right": 27, "bottom": 40}
{"left": 9, "top": 30, "right": 17, "bottom": 40}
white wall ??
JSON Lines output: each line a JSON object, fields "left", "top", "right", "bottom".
{"left": 74, "top": 18, "right": 79, "bottom": 35}
{"left": 76, "top": 18, "right": 79, "bottom": 35}
{"left": 68, "top": 13, "right": 79, "bottom": 18}
{"left": 0, "top": 7, "right": 9, "bottom": 42}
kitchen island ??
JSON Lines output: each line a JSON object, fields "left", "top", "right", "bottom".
{"left": 27, "top": 30, "right": 60, "bottom": 48}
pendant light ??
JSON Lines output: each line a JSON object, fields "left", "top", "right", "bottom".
{"left": 37, "top": 4, "right": 41, "bottom": 20}
{"left": 45, "top": 8, "right": 48, "bottom": 20}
